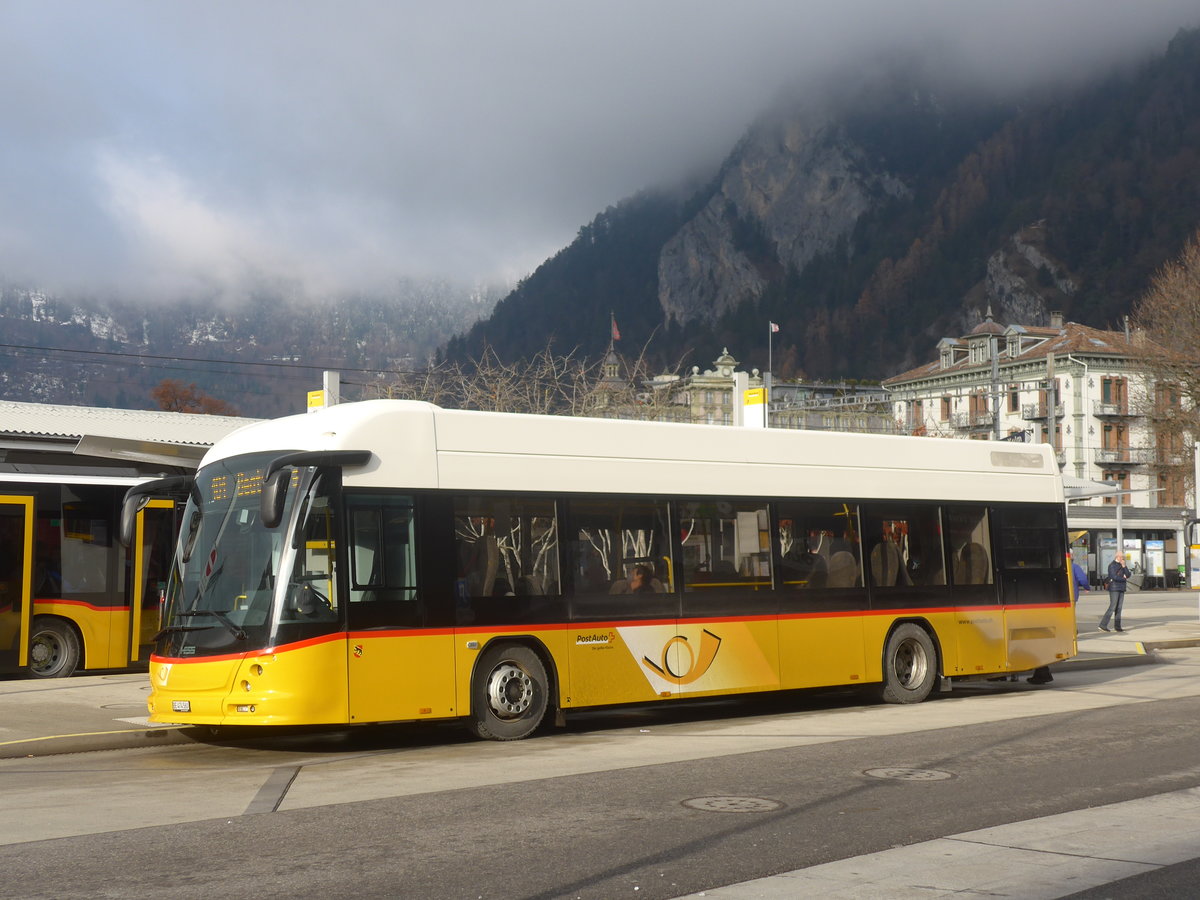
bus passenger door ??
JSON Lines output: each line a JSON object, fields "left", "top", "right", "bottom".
{"left": 0, "top": 496, "right": 35, "bottom": 670}
{"left": 946, "top": 507, "right": 1005, "bottom": 677}
{"left": 344, "top": 495, "right": 456, "bottom": 724}
{"left": 128, "top": 499, "right": 176, "bottom": 664}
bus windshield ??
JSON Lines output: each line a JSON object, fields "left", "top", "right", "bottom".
{"left": 157, "top": 453, "right": 342, "bottom": 659}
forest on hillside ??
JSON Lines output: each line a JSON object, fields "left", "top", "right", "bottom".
{"left": 447, "top": 28, "right": 1200, "bottom": 382}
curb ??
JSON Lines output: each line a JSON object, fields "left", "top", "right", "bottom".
{"left": 1053, "top": 652, "right": 1159, "bottom": 672}
{"left": 0, "top": 726, "right": 193, "bottom": 760}
{"left": 1139, "top": 638, "right": 1200, "bottom": 652}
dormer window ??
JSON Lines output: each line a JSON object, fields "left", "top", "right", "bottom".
{"left": 936, "top": 338, "right": 960, "bottom": 369}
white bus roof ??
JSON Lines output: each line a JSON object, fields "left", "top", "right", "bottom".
{"left": 201, "top": 399, "right": 1063, "bottom": 505}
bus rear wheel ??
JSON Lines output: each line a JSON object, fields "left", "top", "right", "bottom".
{"left": 28, "top": 618, "right": 81, "bottom": 679}
{"left": 879, "top": 623, "right": 936, "bottom": 704}
{"left": 468, "top": 644, "right": 549, "bottom": 741}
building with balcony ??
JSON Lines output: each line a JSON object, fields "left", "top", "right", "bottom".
{"left": 883, "top": 310, "right": 1188, "bottom": 587}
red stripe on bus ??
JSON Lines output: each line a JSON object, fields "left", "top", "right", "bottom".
{"left": 152, "top": 601, "right": 1073, "bottom": 663}
{"left": 151, "top": 631, "right": 347, "bottom": 664}
{"left": 33, "top": 598, "right": 131, "bottom": 613}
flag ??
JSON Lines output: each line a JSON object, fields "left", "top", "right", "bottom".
{"left": 611, "top": 314, "right": 621, "bottom": 341}
{"left": 770, "top": 321, "right": 780, "bottom": 333}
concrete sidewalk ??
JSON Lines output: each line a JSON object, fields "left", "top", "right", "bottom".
{"left": 1068, "top": 586, "right": 1200, "bottom": 662}
{"left": 1, "top": 588, "right": 1198, "bottom": 760}
{"left": 0, "top": 671, "right": 192, "bottom": 759}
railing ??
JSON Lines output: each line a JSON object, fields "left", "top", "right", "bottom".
{"left": 1095, "top": 448, "right": 1137, "bottom": 465}
{"left": 950, "top": 411, "right": 995, "bottom": 429}
{"left": 1125, "top": 448, "right": 1185, "bottom": 467}
{"left": 1092, "top": 401, "right": 1139, "bottom": 417}
{"left": 1021, "top": 403, "right": 1064, "bottom": 420}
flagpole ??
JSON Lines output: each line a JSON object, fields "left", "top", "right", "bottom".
{"left": 766, "top": 322, "right": 773, "bottom": 429}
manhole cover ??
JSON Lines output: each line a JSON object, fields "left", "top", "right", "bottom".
{"left": 864, "top": 767, "right": 954, "bottom": 781}
{"left": 682, "top": 796, "right": 783, "bottom": 813}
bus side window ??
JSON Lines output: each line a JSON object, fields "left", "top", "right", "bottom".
{"left": 454, "top": 496, "right": 559, "bottom": 599}
{"left": 996, "top": 507, "right": 1062, "bottom": 570}
{"left": 570, "top": 497, "right": 672, "bottom": 595}
{"left": 946, "top": 506, "right": 993, "bottom": 586}
{"left": 347, "top": 494, "right": 418, "bottom": 628}
{"left": 777, "top": 501, "right": 861, "bottom": 589}
{"left": 993, "top": 505, "right": 1067, "bottom": 605}
{"left": 861, "top": 505, "right": 946, "bottom": 588}
{"left": 678, "top": 500, "right": 771, "bottom": 592}
{"left": 567, "top": 497, "right": 674, "bottom": 620}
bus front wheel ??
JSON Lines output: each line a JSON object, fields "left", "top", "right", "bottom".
{"left": 468, "top": 644, "right": 549, "bottom": 741}
{"left": 28, "top": 618, "right": 81, "bottom": 679}
{"left": 879, "top": 624, "right": 936, "bottom": 704}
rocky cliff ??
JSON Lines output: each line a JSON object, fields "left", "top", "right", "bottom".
{"left": 659, "top": 112, "right": 909, "bottom": 326}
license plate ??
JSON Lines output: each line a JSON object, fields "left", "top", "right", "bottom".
{"left": 172, "top": 700, "right": 191, "bottom": 713}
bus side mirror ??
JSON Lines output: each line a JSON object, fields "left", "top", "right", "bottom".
{"left": 120, "top": 475, "right": 192, "bottom": 547}
{"left": 119, "top": 493, "right": 148, "bottom": 548}
{"left": 261, "top": 468, "right": 291, "bottom": 529}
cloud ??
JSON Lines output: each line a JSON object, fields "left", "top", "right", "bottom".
{"left": 0, "top": 0, "right": 1196, "bottom": 302}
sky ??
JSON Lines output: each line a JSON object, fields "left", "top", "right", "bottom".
{"left": 1, "top": 1, "right": 1197, "bottom": 304}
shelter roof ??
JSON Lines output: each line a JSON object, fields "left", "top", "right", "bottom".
{"left": 0, "top": 400, "right": 252, "bottom": 446}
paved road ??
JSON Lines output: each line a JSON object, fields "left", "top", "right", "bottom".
{"left": 2, "top": 646, "right": 1200, "bottom": 899}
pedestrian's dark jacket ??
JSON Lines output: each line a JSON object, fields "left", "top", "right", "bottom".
{"left": 1107, "top": 560, "right": 1131, "bottom": 592}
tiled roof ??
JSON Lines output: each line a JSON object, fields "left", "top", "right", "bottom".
{"left": 884, "top": 322, "right": 1141, "bottom": 386}
{"left": 0, "top": 400, "right": 255, "bottom": 447}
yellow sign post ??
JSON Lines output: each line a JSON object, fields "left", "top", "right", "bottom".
{"left": 743, "top": 388, "right": 766, "bottom": 429}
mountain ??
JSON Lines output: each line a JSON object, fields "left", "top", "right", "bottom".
{"left": 0, "top": 279, "right": 504, "bottom": 416}
{"left": 447, "top": 28, "right": 1200, "bottom": 381}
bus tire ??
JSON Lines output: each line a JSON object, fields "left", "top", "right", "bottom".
{"left": 879, "top": 623, "right": 936, "bottom": 704}
{"left": 468, "top": 643, "right": 549, "bottom": 741}
{"left": 27, "top": 617, "right": 81, "bottom": 679}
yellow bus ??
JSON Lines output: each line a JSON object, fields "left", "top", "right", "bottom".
{"left": 1, "top": 474, "right": 179, "bottom": 677}
{"left": 128, "top": 400, "right": 1075, "bottom": 740}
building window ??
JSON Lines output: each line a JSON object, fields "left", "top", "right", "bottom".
{"left": 941, "top": 396, "right": 951, "bottom": 420}
{"left": 1008, "top": 385, "right": 1020, "bottom": 414}
{"left": 1102, "top": 423, "right": 1127, "bottom": 450}
{"left": 1101, "top": 470, "right": 1129, "bottom": 505}
{"left": 1159, "top": 472, "right": 1186, "bottom": 507}
{"left": 1101, "top": 377, "right": 1127, "bottom": 410}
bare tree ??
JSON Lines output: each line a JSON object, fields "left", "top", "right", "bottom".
{"left": 1130, "top": 227, "right": 1200, "bottom": 503}
{"left": 363, "top": 335, "right": 691, "bottom": 421}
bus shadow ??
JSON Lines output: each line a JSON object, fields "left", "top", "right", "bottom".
{"left": 178, "top": 665, "right": 1152, "bottom": 755}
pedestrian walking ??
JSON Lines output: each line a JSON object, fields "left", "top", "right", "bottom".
{"left": 1099, "top": 552, "right": 1131, "bottom": 632}
{"left": 1070, "top": 554, "right": 1089, "bottom": 602}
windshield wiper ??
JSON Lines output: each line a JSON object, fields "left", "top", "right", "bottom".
{"left": 176, "top": 609, "right": 248, "bottom": 641}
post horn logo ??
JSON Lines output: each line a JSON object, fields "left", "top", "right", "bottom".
{"left": 642, "top": 629, "right": 722, "bottom": 685}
